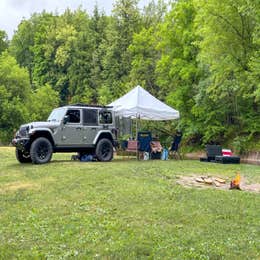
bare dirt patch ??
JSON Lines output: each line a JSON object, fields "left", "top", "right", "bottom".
{"left": 176, "top": 175, "right": 260, "bottom": 193}
{"left": 0, "top": 181, "right": 40, "bottom": 193}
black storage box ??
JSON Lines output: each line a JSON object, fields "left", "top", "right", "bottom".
{"left": 215, "top": 156, "right": 240, "bottom": 164}
{"left": 200, "top": 145, "right": 240, "bottom": 164}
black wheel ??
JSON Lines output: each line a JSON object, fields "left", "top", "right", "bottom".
{"left": 95, "top": 138, "right": 113, "bottom": 162}
{"left": 30, "top": 137, "right": 53, "bottom": 164}
{"left": 16, "top": 148, "right": 32, "bottom": 163}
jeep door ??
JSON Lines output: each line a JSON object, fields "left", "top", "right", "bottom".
{"left": 81, "top": 109, "right": 101, "bottom": 145}
{"left": 59, "top": 109, "right": 83, "bottom": 146}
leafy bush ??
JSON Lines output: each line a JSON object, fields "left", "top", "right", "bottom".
{"left": 232, "top": 136, "right": 250, "bottom": 155}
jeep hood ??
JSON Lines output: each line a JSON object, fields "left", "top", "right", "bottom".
{"left": 21, "top": 121, "right": 60, "bottom": 129}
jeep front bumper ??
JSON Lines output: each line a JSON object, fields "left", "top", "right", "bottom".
{"left": 12, "top": 138, "right": 30, "bottom": 151}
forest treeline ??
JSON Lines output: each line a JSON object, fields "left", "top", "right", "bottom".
{"left": 0, "top": 0, "right": 259, "bottom": 152}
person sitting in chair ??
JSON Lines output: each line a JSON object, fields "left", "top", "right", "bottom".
{"left": 150, "top": 140, "right": 163, "bottom": 153}
{"left": 150, "top": 135, "right": 163, "bottom": 159}
{"left": 150, "top": 135, "right": 162, "bottom": 152}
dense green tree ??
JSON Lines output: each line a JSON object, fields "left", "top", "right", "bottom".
{"left": 129, "top": 27, "right": 160, "bottom": 95}
{"left": 194, "top": 0, "right": 260, "bottom": 142}
{"left": 155, "top": 0, "right": 201, "bottom": 139}
{"left": 142, "top": 0, "right": 167, "bottom": 28}
{"left": 101, "top": 0, "right": 141, "bottom": 101}
{"left": 9, "top": 19, "right": 36, "bottom": 86}
{"left": 0, "top": 30, "right": 8, "bottom": 54}
{"left": 0, "top": 52, "right": 30, "bottom": 142}
{"left": 31, "top": 12, "right": 66, "bottom": 101}
{"left": 65, "top": 8, "right": 99, "bottom": 104}
{"left": 28, "top": 84, "right": 59, "bottom": 122}
{"left": 248, "top": 0, "right": 260, "bottom": 103}
{"left": 89, "top": 6, "right": 109, "bottom": 103}
{"left": 28, "top": 9, "right": 93, "bottom": 104}
{"left": 129, "top": 0, "right": 167, "bottom": 96}
{"left": 3, "top": 0, "right": 260, "bottom": 149}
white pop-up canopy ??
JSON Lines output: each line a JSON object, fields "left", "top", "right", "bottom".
{"left": 108, "top": 85, "right": 180, "bottom": 120}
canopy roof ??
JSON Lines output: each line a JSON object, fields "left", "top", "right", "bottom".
{"left": 108, "top": 85, "right": 180, "bottom": 120}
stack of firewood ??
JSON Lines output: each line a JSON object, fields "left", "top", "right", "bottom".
{"left": 195, "top": 176, "right": 226, "bottom": 187}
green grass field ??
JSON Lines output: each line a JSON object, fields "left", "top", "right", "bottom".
{"left": 0, "top": 147, "right": 259, "bottom": 259}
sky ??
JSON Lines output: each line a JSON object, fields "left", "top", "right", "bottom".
{"left": 0, "top": 0, "right": 151, "bottom": 39}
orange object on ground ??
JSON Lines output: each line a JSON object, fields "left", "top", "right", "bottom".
{"left": 230, "top": 173, "right": 241, "bottom": 190}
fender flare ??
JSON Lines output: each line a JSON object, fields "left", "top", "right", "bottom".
{"left": 93, "top": 130, "right": 114, "bottom": 145}
{"left": 29, "top": 128, "right": 55, "bottom": 145}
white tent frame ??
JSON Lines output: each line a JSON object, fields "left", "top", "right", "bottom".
{"left": 109, "top": 85, "right": 180, "bottom": 121}
{"left": 109, "top": 85, "right": 180, "bottom": 158}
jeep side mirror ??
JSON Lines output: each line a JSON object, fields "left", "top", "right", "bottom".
{"left": 63, "top": 115, "right": 69, "bottom": 124}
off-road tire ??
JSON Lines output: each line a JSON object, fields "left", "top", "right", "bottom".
{"left": 95, "top": 138, "right": 113, "bottom": 162}
{"left": 30, "top": 137, "right": 53, "bottom": 164}
{"left": 16, "top": 148, "right": 32, "bottom": 163}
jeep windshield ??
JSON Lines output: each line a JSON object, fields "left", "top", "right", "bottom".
{"left": 47, "top": 107, "right": 66, "bottom": 122}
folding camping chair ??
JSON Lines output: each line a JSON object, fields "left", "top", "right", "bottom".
{"left": 125, "top": 140, "right": 139, "bottom": 159}
{"left": 169, "top": 131, "right": 182, "bottom": 159}
{"left": 137, "top": 131, "right": 152, "bottom": 159}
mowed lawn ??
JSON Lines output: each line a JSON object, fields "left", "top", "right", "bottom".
{"left": 0, "top": 147, "right": 259, "bottom": 259}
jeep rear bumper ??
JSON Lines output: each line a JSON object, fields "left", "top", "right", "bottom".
{"left": 12, "top": 138, "right": 30, "bottom": 151}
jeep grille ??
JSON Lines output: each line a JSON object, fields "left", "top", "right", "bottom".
{"left": 19, "top": 126, "right": 28, "bottom": 137}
